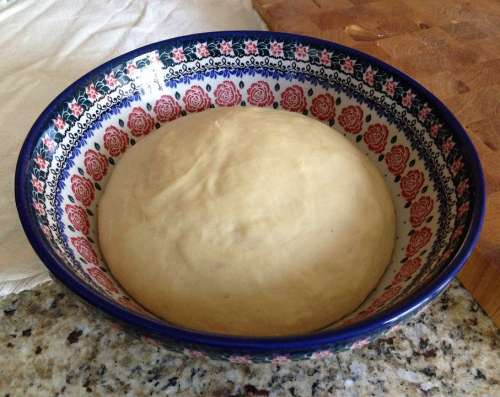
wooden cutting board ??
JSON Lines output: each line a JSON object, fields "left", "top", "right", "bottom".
{"left": 253, "top": 0, "right": 500, "bottom": 327}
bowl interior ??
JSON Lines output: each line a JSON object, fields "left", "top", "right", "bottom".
{"left": 24, "top": 33, "right": 476, "bottom": 337}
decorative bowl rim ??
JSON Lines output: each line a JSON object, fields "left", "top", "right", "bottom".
{"left": 15, "top": 31, "right": 485, "bottom": 352}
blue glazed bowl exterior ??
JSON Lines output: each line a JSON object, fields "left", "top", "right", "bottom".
{"left": 15, "top": 31, "right": 485, "bottom": 362}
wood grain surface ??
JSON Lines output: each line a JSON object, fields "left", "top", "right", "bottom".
{"left": 253, "top": 0, "right": 500, "bottom": 326}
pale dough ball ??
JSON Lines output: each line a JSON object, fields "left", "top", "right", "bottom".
{"left": 98, "top": 107, "right": 395, "bottom": 336}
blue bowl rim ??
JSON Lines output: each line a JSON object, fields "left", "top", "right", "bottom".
{"left": 15, "top": 30, "right": 485, "bottom": 352}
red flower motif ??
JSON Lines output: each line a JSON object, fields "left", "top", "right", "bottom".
{"left": 441, "top": 248, "right": 454, "bottom": 262}
{"left": 338, "top": 106, "right": 363, "bottom": 134}
{"left": 171, "top": 47, "right": 186, "bottom": 63}
{"left": 451, "top": 225, "right": 465, "bottom": 241}
{"left": 31, "top": 175, "right": 43, "bottom": 193}
{"left": 430, "top": 123, "right": 442, "bottom": 138}
{"left": 364, "top": 124, "right": 389, "bottom": 153}
{"left": 451, "top": 157, "right": 464, "bottom": 176}
{"left": 127, "top": 107, "right": 154, "bottom": 137}
{"left": 214, "top": 81, "right": 242, "bottom": 107}
{"left": 269, "top": 41, "right": 284, "bottom": 58}
{"left": 400, "top": 170, "right": 425, "bottom": 201}
{"left": 385, "top": 145, "right": 410, "bottom": 175}
{"left": 35, "top": 155, "right": 48, "bottom": 171}
{"left": 195, "top": 42, "right": 209, "bottom": 58}
{"left": 371, "top": 285, "right": 402, "bottom": 309}
{"left": 341, "top": 57, "right": 355, "bottom": 74}
{"left": 41, "top": 224, "right": 51, "bottom": 237}
{"left": 84, "top": 150, "right": 108, "bottom": 181}
{"left": 54, "top": 115, "right": 66, "bottom": 130}
{"left": 42, "top": 136, "right": 55, "bottom": 151}
{"left": 280, "top": 85, "right": 307, "bottom": 113}
{"left": 154, "top": 95, "right": 181, "bottom": 122}
{"left": 383, "top": 78, "right": 397, "bottom": 97}
{"left": 457, "top": 178, "right": 469, "bottom": 197}
{"left": 183, "top": 85, "right": 211, "bottom": 113}
{"left": 85, "top": 83, "right": 100, "bottom": 100}
{"left": 219, "top": 40, "right": 234, "bottom": 56}
{"left": 294, "top": 44, "right": 309, "bottom": 61}
{"left": 247, "top": 81, "right": 274, "bottom": 107}
{"left": 70, "top": 174, "right": 95, "bottom": 207}
{"left": 401, "top": 89, "right": 415, "bottom": 108}
{"left": 310, "top": 93, "right": 335, "bottom": 121}
{"left": 410, "top": 196, "right": 434, "bottom": 227}
{"left": 418, "top": 104, "right": 431, "bottom": 121}
{"left": 406, "top": 227, "right": 432, "bottom": 257}
{"left": 88, "top": 266, "right": 118, "bottom": 293}
{"left": 244, "top": 40, "right": 258, "bottom": 55}
{"left": 33, "top": 201, "right": 45, "bottom": 216}
{"left": 104, "top": 126, "right": 128, "bottom": 156}
{"left": 363, "top": 66, "right": 376, "bottom": 86}
{"left": 105, "top": 73, "right": 117, "bottom": 88}
{"left": 394, "top": 258, "right": 421, "bottom": 283}
{"left": 457, "top": 201, "right": 470, "bottom": 217}
{"left": 441, "top": 136, "right": 454, "bottom": 156}
{"left": 65, "top": 204, "right": 89, "bottom": 235}
{"left": 71, "top": 237, "right": 98, "bottom": 265}
{"left": 319, "top": 49, "right": 331, "bottom": 66}
{"left": 69, "top": 101, "right": 83, "bottom": 117}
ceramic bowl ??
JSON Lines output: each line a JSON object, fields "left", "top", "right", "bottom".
{"left": 15, "top": 31, "right": 484, "bottom": 362}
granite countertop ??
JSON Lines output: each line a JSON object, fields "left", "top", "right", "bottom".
{"left": 0, "top": 279, "right": 498, "bottom": 396}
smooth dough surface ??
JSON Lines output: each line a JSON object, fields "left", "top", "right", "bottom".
{"left": 98, "top": 107, "right": 395, "bottom": 336}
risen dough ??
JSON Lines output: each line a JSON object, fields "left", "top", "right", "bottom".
{"left": 98, "top": 107, "right": 395, "bottom": 336}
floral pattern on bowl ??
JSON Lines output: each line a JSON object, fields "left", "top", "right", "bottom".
{"left": 16, "top": 32, "right": 484, "bottom": 362}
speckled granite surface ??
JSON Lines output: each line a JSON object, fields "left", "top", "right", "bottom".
{"left": 0, "top": 279, "right": 498, "bottom": 396}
